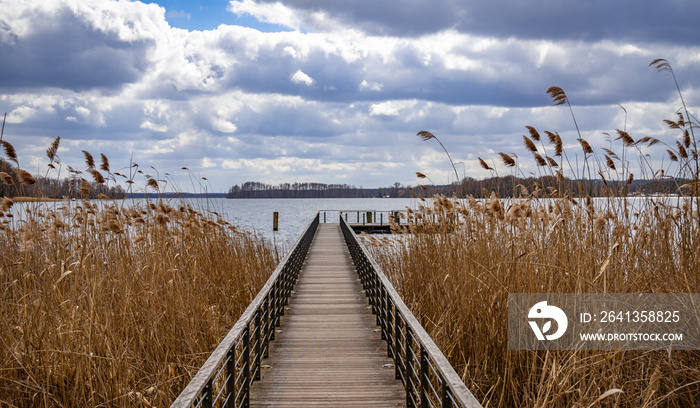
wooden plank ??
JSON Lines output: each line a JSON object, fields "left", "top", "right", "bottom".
{"left": 250, "top": 224, "right": 405, "bottom": 407}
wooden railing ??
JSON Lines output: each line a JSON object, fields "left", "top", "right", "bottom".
{"left": 170, "top": 213, "right": 319, "bottom": 408}
{"left": 340, "top": 216, "right": 483, "bottom": 408}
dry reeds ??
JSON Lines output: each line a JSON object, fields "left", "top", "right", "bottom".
{"left": 371, "top": 192, "right": 699, "bottom": 407}
{"left": 0, "top": 141, "right": 278, "bottom": 407}
{"left": 374, "top": 66, "right": 699, "bottom": 407}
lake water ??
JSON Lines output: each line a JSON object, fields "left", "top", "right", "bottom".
{"left": 7, "top": 195, "right": 690, "bottom": 250}
{"left": 210, "top": 198, "right": 419, "bottom": 248}
{"left": 4, "top": 197, "right": 419, "bottom": 248}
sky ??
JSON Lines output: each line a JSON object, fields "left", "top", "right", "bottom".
{"left": 1, "top": 0, "right": 699, "bottom": 193}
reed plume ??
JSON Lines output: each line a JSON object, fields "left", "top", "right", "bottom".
{"left": 605, "top": 155, "right": 617, "bottom": 170}
{"left": 100, "top": 153, "right": 110, "bottom": 172}
{"left": 533, "top": 152, "right": 547, "bottom": 167}
{"left": 82, "top": 150, "right": 95, "bottom": 168}
{"left": 545, "top": 131, "right": 563, "bottom": 157}
{"left": 1, "top": 140, "right": 18, "bottom": 165}
{"left": 88, "top": 168, "right": 106, "bottom": 184}
{"left": 498, "top": 152, "right": 516, "bottom": 167}
{"left": 478, "top": 157, "right": 493, "bottom": 171}
{"left": 676, "top": 141, "right": 689, "bottom": 159}
{"left": 523, "top": 135, "right": 538, "bottom": 153}
{"left": 0, "top": 171, "right": 14, "bottom": 185}
{"left": 546, "top": 86, "right": 568, "bottom": 106}
{"left": 46, "top": 136, "right": 61, "bottom": 163}
{"left": 17, "top": 169, "right": 36, "bottom": 185}
{"left": 525, "top": 125, "right": 541, "bottom": 141}
{"left": 667, "top": 150, "right": 679, "bottom": 162}
{"left": 0, "top": 196, "right": 12, "bottom": 211}
{"left": 616, "top": 129, "right": 635, "bottom": 147}
{"left": 146, "top": 177, "right": 159, "bottom": 191}
{"left": 577, "top": 138, "right": 593, "bottom": 154}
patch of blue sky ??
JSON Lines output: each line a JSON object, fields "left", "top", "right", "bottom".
{"left": 145, "top": 0, "right": 292, "bottom": 32}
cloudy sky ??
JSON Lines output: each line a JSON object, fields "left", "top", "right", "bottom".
{"left": 1, "top": 0, "right": 699, "bottom": 193}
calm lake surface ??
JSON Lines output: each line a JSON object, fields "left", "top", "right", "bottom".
{"left": 7, "top": 197, "right": 419, "bottom": 248}
{"left": 9, "top": 195, "right": 688, "bottom": 250}
{"left": 211, "top": 198, "right": 419, "bottom": 247}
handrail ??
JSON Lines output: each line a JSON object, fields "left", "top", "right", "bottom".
{"left": 171, "top": 213, "right": 320, "bottom": 408}
{"left": 340, "top": 216, "right": 483, "bottom": 408}
{"left": 319, "top": 209, "right": 407, "bottom": 225}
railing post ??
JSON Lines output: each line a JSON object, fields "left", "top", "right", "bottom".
{"left": 379, "top": 286, "right": 386, "bottom": 338}
{"left": 394, "top": 317, "right": 401, "bottom": 379}
{"left": 202, "top": 378, "right": 213, "bottom": 408}
{"left": 243, "top": 325, "right": 251, "bottom": 408}
{"left": 254, "top": 309, "right": 262, "bottom": 381}
{"left": 373, "top": 275, "right": 380, "bottom": 324}
{"left": 386, "top": 294, "right": 393, "bottom": 356}
{"left": 420, "top": 346, "right": 429, "bottom": 408}
{"left": 406, "top": 328, "right": 415, "bottom": 408}
{"left": 283, "top": 264, "right": 292, "bottom": 305}
{"left": 441, "top": 379, "right": 453, "bottom": 408}
{"left": 263, "top": 296, "right": 271, "bottom": 353}
{"left": 273, "top": 283, "right": 280, "bottom": 328}
{"left": 225, "top": 346, "right": 235, "bottom": 408}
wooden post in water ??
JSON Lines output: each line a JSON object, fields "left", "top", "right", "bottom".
{"left": 273, "top": 212, "right": 279, "bottom": 231}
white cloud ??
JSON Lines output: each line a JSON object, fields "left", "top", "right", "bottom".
{"left": 6, "top": 106, "right": 38, "bottom": 123}
{"left": 290, "top": 69, "right": 314, "bottom": 85}
{"left": 202, "top": 157, "right": 217, "bottom": 168}
{"left": 140, "top": 121, "right": 168, "bottom": 132}
{"left": 213, "top": 119, "right": 238, "bottom": 133}
{"left": 369, "top": 100, "right": 416, "bottom": 116}
{"left": 359, "top": 80, "right": 383, "bottom": 91}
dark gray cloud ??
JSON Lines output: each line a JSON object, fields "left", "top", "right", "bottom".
{"left": 0, "top": 6, "right": 152, "bottom": 91}
{"left": 245, "top": 0, "right": 700, "bottom": 44}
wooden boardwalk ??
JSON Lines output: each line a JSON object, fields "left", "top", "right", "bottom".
{"left": 249, "top": 223, "right": 405, "bottom": 407}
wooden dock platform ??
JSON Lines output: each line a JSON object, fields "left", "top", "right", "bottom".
{"left": 249, "top": 223, "right": 405, "bottom": 407}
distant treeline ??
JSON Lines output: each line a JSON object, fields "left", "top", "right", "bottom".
{"left": 226, "top": 181, "right": 373, "bottom": 198}
{"left": 423, "top": 175, "right": 687, "bottom": 198}
{"left": 227, "top": 176, "right": 688, "bottom": 199}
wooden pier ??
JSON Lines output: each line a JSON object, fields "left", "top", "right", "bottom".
{"left": 249, "top": 224, "right": 404, "bottom": 406}
{"left": 171, "top": 214, "right": 482, "bottom": 408}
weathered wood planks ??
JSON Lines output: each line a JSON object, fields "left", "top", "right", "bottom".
{"left": 249, "top": 224, "right": 405, "bottom": 407}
